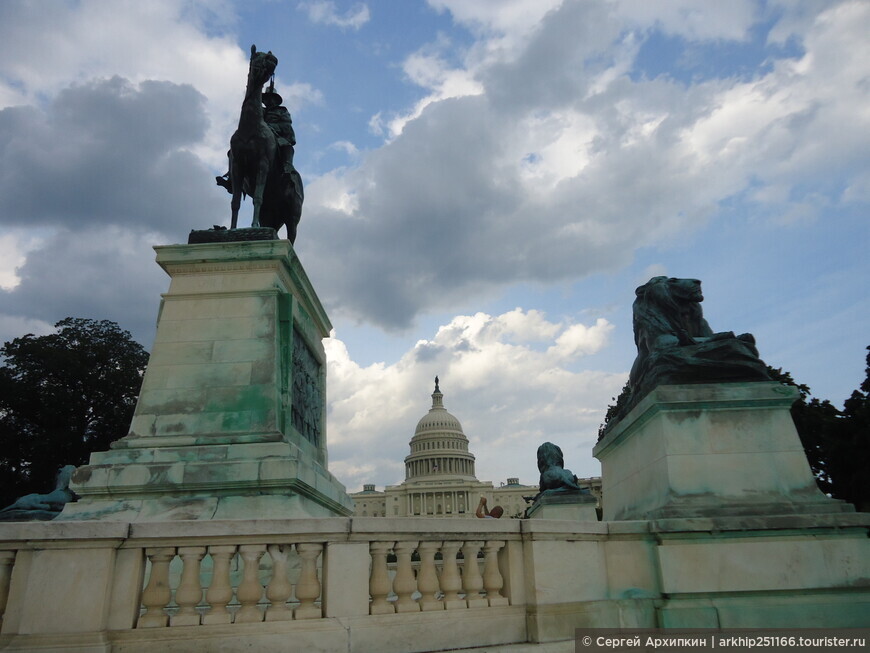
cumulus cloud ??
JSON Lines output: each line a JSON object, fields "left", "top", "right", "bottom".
{"left": 298, "top": 1, "right": 370, "bottom": 30}
{"left": 0, "top": 0, "right": 251, "bottom": 166}
{"left": 296, "top": 0, "right": 870, "bottom": 330}
{"left": 0, "top": 226, "right": 168, "bottom": 345}
{"left": 0, "top": 74, "right": 227, "bottom": 347}
{"left": 0, "top": 77, "right": 221, "bottom": 233}
{"left": 325, "top": 308, "right": 624, "bottom": 491}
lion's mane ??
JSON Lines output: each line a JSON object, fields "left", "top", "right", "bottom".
{"left": 616, "top": 276, "right": 770, "bottom": 424}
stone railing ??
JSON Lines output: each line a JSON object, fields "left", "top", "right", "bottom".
{"left": 371, "top": 539, "right": 510, "bottom": 613}
{"left": 138, "top": 542, "right": 326, "bottom": 627}
{"left": 0, "top": 549, "right": 14, "bottom": 631}
{"left": 3, "top": 513, "right": 866, "bottom": 652}
{"left": 132, "top": 536, "right": 512, "bottom": 627}
{"left": 0, "top": 518, "right": 531, "bottom": 652}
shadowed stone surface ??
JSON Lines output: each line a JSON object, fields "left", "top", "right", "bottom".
{"left": 188, "top": 226, "right": 277, "bottom": 243}
{"left": 594, "top": 382, "right": 854, "bottom": 521}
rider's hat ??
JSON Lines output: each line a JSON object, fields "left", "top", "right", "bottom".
{"left": 263, "top": 80, "right": 283, "bottom": 105}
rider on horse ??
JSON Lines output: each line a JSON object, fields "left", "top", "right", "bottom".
{"left": 216, "top": 81, "right": 298, "bottom": 195}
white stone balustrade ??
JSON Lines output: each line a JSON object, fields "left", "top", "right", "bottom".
{"left": 235, "top": 544, "right": 267, "bottom": 623}
{"left": 392, "top": 540, "right": 420, "bottom": 612}
{"left": 202, "top": 544, "right": 236, "bottom": 625}
{"left": 0, "top": 550, "right": 16, "bottom": 629}
{"left": 171, "top": 546, "right": 207, "bottom": 626}
{"left": 129, "top": 535, "right": 520, "bottom": 628}
{"left": 368, "top": 541, "right": 395, "bottom": 615}
{"left": 295, "top": 543, "right": 324, "bottom": 619}
{"left": 133, "top": 537, "right": 332, "bottom": 627}
{"left": 0, "top": 515, "right": 866, "bottom": 653}
{"left": 0, "top": 519, "right": 536, "bottom": 653}
{"left": 416, "top": 540, "right": 442, "bottom": 611}
{"left": 139, "top": 547, "right": 175, "bottom": 628}
{"left": 264, "top": 544, "right": 293, "bottom": 622}
{"left": 366, "top": 537, "right": 513, "bottom": 614}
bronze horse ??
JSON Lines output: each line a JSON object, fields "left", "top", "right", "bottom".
{"left": 228, "top": 45, "right": 303, "bottom": 242}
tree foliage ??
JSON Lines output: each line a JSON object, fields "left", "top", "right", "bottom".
{"left": 0, "top": 318, "right": 148, "bottom": 507}
{"left": 599, "top": 347, "right": 870, "bottom": 511}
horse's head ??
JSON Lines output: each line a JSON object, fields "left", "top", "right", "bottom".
{"left": 248, "top": 44, "right": 278, "bottom": 87}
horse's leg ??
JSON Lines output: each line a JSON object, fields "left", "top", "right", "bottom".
{"left": 286, "top": 197, "right": 300, "bottom": 244}
{"left": 230, "top": 157, "right": 241, "bottom": 229}
{"left": 251, "top": 159, "right": 270, "bottom": 228}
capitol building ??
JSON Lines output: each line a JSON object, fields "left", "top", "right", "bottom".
{"left": 350, "top": 379, "right": 600, "bottom": 518}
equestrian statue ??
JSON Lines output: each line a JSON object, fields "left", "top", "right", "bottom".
{"left": 217, "top": 45, "right": 304, "bottom": 243}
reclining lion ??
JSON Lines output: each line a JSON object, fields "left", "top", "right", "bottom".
{"left": 626, "top": 276, "right": 770, "bottom": 412}
{"left": 0, "top": 465, "right": 77, "bottom": 520}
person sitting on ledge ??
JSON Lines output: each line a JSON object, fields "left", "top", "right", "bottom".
{"left": 476, "top": 496, "right": 503, "bottom": 519}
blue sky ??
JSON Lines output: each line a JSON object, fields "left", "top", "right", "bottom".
{"left": 0, "top": 0, "right": 867, "bottom": 491}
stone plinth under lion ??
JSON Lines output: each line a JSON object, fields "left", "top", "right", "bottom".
{"left": 594, "top": 277, "right": 852, "bottom": 521}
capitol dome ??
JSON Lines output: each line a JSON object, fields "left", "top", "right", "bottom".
{"left": 404, "top": 377, "right": 477, "bottom": 481}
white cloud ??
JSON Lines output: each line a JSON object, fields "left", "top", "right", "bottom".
{"left": 298, "top": 1, "right": 370, "bottom": 30}
{"left": 548, "top": 318, "right": 613, "bottom": 360}
{"left": 325, "top": 309, "right": 624, "bottom": 491}
{"left": 329, "top": 140, "right": 361, "bottom": 158}
{"left": 0, "top": 231, "right": 43, "bottom": 290}
{"left": 0, "top": 0, "right": 319, "bottom": 169}
{"left": 613, "top": 0, "right": 758, "bottom": 41}
{"left": 0, "top": 315, "right": 54, "bottom": 347}
{"left": 298, "top": 0, "right": 870, "bottom": 330}
{"left": 377, "top": 46, "right": 484, "bottom": 140}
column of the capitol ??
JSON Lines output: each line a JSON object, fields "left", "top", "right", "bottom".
{"left": 58, "top": 234, "right": 352, "bottom": 520}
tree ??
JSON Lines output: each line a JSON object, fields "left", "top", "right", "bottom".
{"left": 767, "top": 357, "right": 869, "bottom": 511}
{"left": 765, "top": 366, "right": 840, "bottom": 496}
{"left": 0, "top": 318, "right": 148, "bottom": 507}
{"left": 597, "top": 380, "right": 630, "bottom": 441}
{"left": 826, "top": 347, "right": 870, "bottom": 511}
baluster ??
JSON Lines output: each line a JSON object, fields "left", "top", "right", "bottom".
{"left": 461, "top": 541, "right": 487, "bottom": 608}
{"left": 264, "top": 544, "right": 294, "bottom": 621}
{"left": 417, "top": 541, "right": 443, "bottom": 611}
{"left": 139, "top": 547, "right": 176, "bottom": 628}
{"left": 369, "top": 541, "right": 395, "bottom": 615}
{"left": 393, "top": 541, "right": 420, "bottom": 612}
{"left": 0, "top": 550, "right": 15, "bottom": 628}
{"left": 439, "top": 541, "right": 465, "bottom": 610}
{"left": 202, "top": 545, "right": 236, "bottom": 625}
{"left": 295, "top": 543, "right": 323, "bottom": 619}
{"left": 482, "top": 540, "right": 509, "bottom": 606}
{"left": 235, "top": 544, "right": 266, "bottom": 623}
{"left": 171, "top": 546, "right": 207, "bottom": 626}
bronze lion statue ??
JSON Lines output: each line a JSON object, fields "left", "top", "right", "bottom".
{"left": 533, "top": 442, "right": 583, "bottom": 502}
{"left": 624, "top": 277, "right": 770, "bottom": 414}
{"left": 0, "top": 465, "right": 78, "bottom": 521}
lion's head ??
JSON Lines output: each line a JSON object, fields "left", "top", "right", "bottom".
{"left": 617, "top": 276, "right": 769, "bottom": 420}
{"left": 535, "top": 442, "right": 582, "bottom": 497}
{"left": 537, "top": 442, "right": 565, "bottom": 474}
{"left": 632, "top": 277, "right": 711, "bottom": 351}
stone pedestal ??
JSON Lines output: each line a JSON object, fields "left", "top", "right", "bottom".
{"left": 526, "top": 490, "right": 599, "bottom": 521}
{"left": 592, "top": 382, "right": 853, "bottom": 521}
{"left": 59, "top": 240, "right": 352, "bottom": 521}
